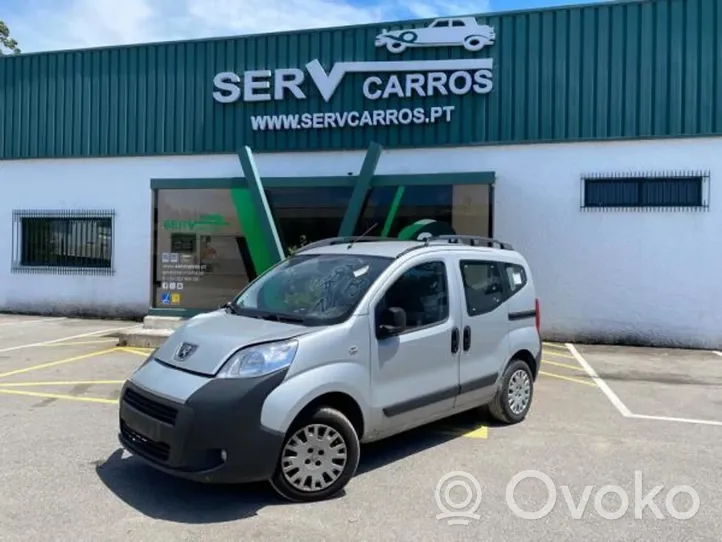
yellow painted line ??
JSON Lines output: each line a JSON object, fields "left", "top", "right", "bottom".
{"left": 543, "top": 342, "right": 569, "bottom": 350}
{"left": 0, "top": 380, "right": 125, "bottom": 387}
{"left": 37, "top": 339, "right": 117, "bottom": 347}
{"left": 540, "top": 370, "right": 597, "bottom": 387}
{"left": 462, "top": 426, "right": 488, "bottom": 439}
{"left": 542, "top": 359, "right": 585, "bottom": 371}
{"left": 434, "top": 425, "right": 489, "bottom": 439}
{"left": 0, "top": 348, "right": 119, "bottom": 379}
{"left": 544, "top": 350, "right": 576, "bottom": 360}
{"left": 0, "top": 388, "right": 118, "bottom": 404}
{"left": 118, "top": 347, "right": 151, "bottom": 357}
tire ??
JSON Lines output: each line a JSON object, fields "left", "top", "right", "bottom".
{"left": 488, "top": 359, "right": 534, "bottom": 424}
{"left": 463, "top": 35, "right": 485, "bottom": 52}
{"left": 269, "top": 406, "right": 360, "bottom": 502}
{"left": 399, "top": 30, "right": 417, "bottom": 43}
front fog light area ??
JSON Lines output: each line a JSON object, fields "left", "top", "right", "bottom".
{"left": 217, "top": 339, "right": 299, "bottom": 378}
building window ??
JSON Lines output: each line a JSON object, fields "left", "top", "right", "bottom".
{"left": 11, "top": 210, "right": 115, "bottom": 275}
{"left": 580, "top": 171, "right": 710, "bottom": 211}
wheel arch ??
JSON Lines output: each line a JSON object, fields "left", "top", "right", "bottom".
{"left": 291, "top": 391, "right": 366, "bottom": 440}
{"left": 508, "top": 348, "right": 539, "bottom": 380}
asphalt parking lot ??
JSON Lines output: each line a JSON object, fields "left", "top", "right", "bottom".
{"left": 0, "top": 315, "right": 720, "bottom": 541}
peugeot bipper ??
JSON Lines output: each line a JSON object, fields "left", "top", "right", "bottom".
{"left": 118, "top": 235, "right": 542, "bottom": 502}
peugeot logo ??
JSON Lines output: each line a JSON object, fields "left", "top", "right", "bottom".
{"left": 174, "top": 342, "right": 198, "bottom": 362}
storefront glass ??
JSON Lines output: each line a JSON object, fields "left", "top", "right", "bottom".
{"left": 152, "top": 183, "right": 492, "bottom": 311}
{"left": 357, "top": 185, "right": 491, "bottom": 239}
{"left": 265, "top": 187, "right": 353, "bottom": 252}
{"left": 153, "top": 189, "right": 256, "bottom": 311}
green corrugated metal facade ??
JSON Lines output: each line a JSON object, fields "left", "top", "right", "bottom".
{"left": 0, "top": 0, "right": 720, "bottom": 160}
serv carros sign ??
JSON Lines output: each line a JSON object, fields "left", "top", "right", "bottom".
{"left": 212, "top": 16, "right": 496, "bottom": 132}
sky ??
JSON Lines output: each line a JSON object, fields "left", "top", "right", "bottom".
{"left": 3, "top": 0, "right": 610, "bottom": 54}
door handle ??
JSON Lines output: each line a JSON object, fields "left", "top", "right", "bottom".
{"left": 451, "top": 327, "right": 460, "bottom": 354}
{"left": 463, "top": 326, "right": 471, "bottom": 351}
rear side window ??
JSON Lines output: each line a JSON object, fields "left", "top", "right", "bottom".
{"left": 459, "top": 260, "right": 505, "bottom": 316}
{"left": 503, "top": 263, "right": 527, "bottom": 297}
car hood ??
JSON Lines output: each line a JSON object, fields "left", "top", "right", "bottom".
{"left": 153, "top": 310, "right": 312, "bottom": 376}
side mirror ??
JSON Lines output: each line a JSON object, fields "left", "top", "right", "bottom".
{"left": 377, "top": 307, "right": 407, "bottom": 338}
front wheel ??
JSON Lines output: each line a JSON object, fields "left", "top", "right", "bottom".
{"left": 269, "top": 406, "right": 360, "bottom": 502}
{"left": 488, "top": 359, "right": 534, "bottom": 424}
{"left": 386, "top": 40, "right": 406, "bottom": 53}
{"left": 463, "top": 35, "right": 485, "bottom": 52}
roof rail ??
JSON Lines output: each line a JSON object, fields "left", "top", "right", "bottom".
{"left": 293, "top": 236, "right": 399, "bottom": 254}
{"left": 426, "top": 235, "right": 514, "bottom": 250}
{"left": 394, "top": 234, "right": 514, "bottom": 259}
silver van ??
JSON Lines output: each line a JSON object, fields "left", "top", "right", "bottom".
{"left": 118, "top": 235, "right": 542, "bottom": 502}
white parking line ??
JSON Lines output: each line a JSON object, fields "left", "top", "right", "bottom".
{"left": 567, "top": 342, "right": 722, "bottom": 427}
{"left": 0, "top": 326, "right": 136, "bottom": 353}
{"left": 713, "top": 351, "right": 722, "bottom": 358}
{"left": 566, "top": 342, "right": 633, "bottom": 417}
{"left": 628, "top": 413, "right": 722, "bottom": 427}
{"left": 0, "top": 317, "right": 66, "bottom": 327}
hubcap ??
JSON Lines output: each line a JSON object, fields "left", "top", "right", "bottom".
{"left": 507, "top": 369, "right": 531, "bottom": 415}
{"left": 280, "top": 423, "right": 348, "bottom": 492}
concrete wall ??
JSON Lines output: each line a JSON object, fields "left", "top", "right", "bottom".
{"left": 1, "top": 136, "right": 720, "bottom": 347}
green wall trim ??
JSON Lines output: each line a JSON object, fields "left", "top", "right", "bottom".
{"left": 236, "top": 146, "right": 285, "bottom": 266}
{"left": 150, "top": 171, "right": 495, "bottom": 190}
{"left": 338, "top": 142, "right": 383, "bottom": 236}
{"left": 230, "top": 187, "right": 275, "bottom": 273}
{"left": 381, "top": 186, "right": 406, "bottom": 237}
{"left": 373, "top": 172, "right": 496, "bottom": 186}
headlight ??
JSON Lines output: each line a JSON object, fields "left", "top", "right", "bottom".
{"left": 217, "top": 339, "right": 298, "bottom": 379}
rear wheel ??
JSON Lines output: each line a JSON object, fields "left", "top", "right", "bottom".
{"left": 463, "top": 35, "right": 486, "bottom": 51}
{"left": 488, "top": 359, "right": 534, "bottom": 424}
{"left": 269, "top": 406, "right": 360, "bottom": 502}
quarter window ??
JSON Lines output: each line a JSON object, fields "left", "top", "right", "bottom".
{"left": 503, "top": 264, "right": 527, "bottom": 296}
{"left": 376, "top": 261, "right": 449, "bottom": 330}
{"left": 459, "top": 260, "right": 504, "bottom": 316}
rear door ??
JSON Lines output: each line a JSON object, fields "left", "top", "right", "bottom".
{"left": 453, "top": 254, "right": 510, "bottom": 410}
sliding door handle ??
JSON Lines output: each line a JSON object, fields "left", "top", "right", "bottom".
{"left": 463, "top": 326, "right": 471, "bottom": 351}
{"left": 451, "top": 327, "right": 460, "bottom": 354}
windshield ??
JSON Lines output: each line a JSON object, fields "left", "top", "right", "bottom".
{"left": 230, "top": 253, "right": 393, "bottom": 325}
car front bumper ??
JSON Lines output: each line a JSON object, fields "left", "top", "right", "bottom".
{"left": 118, "top": 366, "right": 288, "bottom": 484}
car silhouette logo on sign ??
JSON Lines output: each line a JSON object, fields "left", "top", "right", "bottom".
{"left": 375, "top": 16, "right": 496, "bottom": 54}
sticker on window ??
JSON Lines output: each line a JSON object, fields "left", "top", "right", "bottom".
{"left": 512, "top": 272, "right": 523, "bottom": 286}
{"left": 353, "top": 265, "right": 370, "bottom": 278}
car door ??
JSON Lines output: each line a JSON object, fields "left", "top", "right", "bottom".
{"left": 368, "top": 252, "right": 462, "bottom": 436}
{"left": 453, "top": 254, "right": 511, "bottom": 410}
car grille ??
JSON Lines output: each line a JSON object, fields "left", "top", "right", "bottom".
{"left": 120, "top": 420, "right": 171, "bottom": 462}
{"left": 122, "top": 387, "right": 178, "bottom": 425}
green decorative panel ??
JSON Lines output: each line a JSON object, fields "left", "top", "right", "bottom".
{"left": 0, "top": 0, "right": 720, "bottom": 160}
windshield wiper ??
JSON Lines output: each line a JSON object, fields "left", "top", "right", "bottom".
{"left": 260, "top": 313, "right": 305, "bottom": 324}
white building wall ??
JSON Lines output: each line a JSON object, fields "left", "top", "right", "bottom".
{"left": 1, "top": 136, "right": 720, "bottom": 348}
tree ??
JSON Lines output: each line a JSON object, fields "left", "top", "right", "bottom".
{"left": 0, "top": 20, "right": 21, "bottom": 55}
